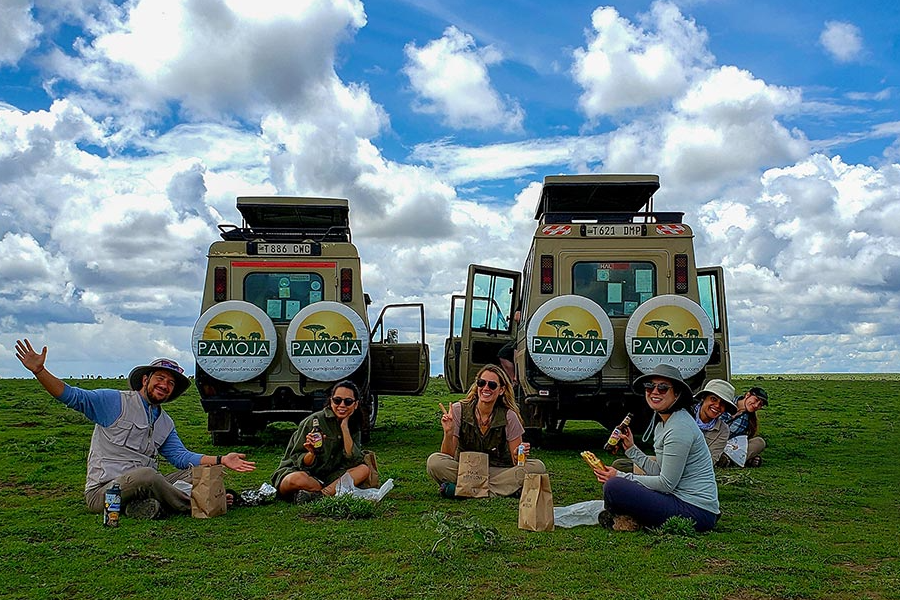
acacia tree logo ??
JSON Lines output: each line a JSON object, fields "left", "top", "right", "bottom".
{"left": 545, "top": 319, "right": 569, "bottom": 336}
{"left": 210, "top": 323, "right": 234, "bottom": 339}
{"left": 645, "top": 320, "right": 669, "bottom": 336}
{"left": 303, "top": 323, "right": 326, "bottom": 339}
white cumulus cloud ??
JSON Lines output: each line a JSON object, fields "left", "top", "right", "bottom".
{"left": 403, "top": 26, "right": 524, "bottom": 132}
{"left": 820, "top": 21, "right": 863, "bottom": 63}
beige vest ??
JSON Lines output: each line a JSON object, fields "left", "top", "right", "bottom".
{"left": 85, "top": 390, "right": 175, "bottom": 493}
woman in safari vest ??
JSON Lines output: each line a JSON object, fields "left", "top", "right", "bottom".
{"left": 426, "top": 364, "right": 546, "bottom": 498}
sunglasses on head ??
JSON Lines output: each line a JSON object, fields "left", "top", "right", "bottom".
{"left": 476, "top": 378, "right": 500, "bottom": 390}
{"left": 156, "top": 360, "right": 184, "bottom": 374}
{"left": 331, "top": 396, "right": 357, "bottom": 406}
{"left": 643, "top": 382, "right": 673, "bottom": 393}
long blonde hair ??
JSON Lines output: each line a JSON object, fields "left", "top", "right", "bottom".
{"left": 461, "top": 364, "right": 522, "bottom": 422}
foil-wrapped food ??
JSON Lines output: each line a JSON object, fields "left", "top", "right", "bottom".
{"left": 235, "top": 482, "right": 277, "bottom": 507}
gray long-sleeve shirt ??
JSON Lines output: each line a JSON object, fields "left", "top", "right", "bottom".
{"left": 621, "top": 409, "right": 720, "bottom": 515}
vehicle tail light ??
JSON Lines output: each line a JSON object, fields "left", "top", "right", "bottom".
{"left": 214, "top": 266, "right": 227, "bottom": 302}
{"left": 340, "top": 268, "right": 353, "bottom": 302}
{"left": 674, "top": 254, "right": 688, "bottom": 294}
{"left": 540, "top": 255, "right": 553, "bottom": 294}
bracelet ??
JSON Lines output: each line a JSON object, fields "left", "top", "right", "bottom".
{"left": 216, "top": 455, "right": 222, "bottom": 465}
{"left": 32, "top": 366, "right": 45, "bottom": 376}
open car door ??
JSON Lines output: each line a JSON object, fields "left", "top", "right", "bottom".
{"left": 369, "top": 303, "right": 430, "bottom": 395}
{"left": 697, "top": 266, "right": 731, "bottom": 380}
{"left": 443, "top": 294, "right": 466, "bottom": 393}
{"left": 456, "top": 265, "right": 520, "bottom": 390}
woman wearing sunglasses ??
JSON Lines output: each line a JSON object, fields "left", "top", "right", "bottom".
{"left": 271, "top": 380, "right": 370, "bottom": 503}
{"left": 592, "top": 364, "right": 720, "bottom": 532}
{"left": 426, "top": 364, "right": 546, "bottom": 498}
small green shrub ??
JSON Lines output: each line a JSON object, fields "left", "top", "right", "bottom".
{"left": 422, "top": 510, "right": 503, "bottom": 556}
{"left": 297, "top": 494, "right": 384, "bottom": 520}
{"left": 649, "top": 515, "right": 698, "bottom": 537}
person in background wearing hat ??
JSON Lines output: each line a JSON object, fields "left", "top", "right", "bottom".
{"left": 592, "top": 364, "right": 720, "bottom": 532}
{"left": 13, "top": 339, "right": 256, "bottom": 519}
{"left": 689, "top": 379, "right": 738, "bottom": 464}
{"left": 721, "top": 387, "right": 769, "bottom": 467}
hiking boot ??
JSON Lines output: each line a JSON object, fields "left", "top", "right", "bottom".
{"left": 439, "top": 482, "right": 457, "bottom": 499}
{"left": 597, "top": 510, "right": 615, "bottom": 529}
{"left": 612, "top": 515, "right": 641, "bottom": 532}
{"left": 125, "top": 498, "right": 162, "bottom": 520}
{"left": 293, "top": 490, "right": 323, "bottom": 505}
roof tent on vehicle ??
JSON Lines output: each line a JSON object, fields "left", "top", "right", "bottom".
{"left": 220, "top": 196, "right": 351, "bottom": 242}
{"left": 536, "top": 174, "right": 681, "bottom": 224}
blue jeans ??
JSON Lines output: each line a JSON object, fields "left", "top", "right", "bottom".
{"left": 603, "top": 477, "right": 718, "bottom": 532}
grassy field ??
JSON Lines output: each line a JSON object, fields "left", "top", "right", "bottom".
{"left": 0, "top": 375, "right": 898, "bottom": 600}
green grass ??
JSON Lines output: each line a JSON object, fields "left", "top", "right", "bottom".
{"left": 0, "top": 376, "right": 898, "bottom": 600}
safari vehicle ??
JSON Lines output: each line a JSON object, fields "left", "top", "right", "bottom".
{"left": 192, "top": 196, "right": 430, "bottom": 444}
{"left": 444, "top": 174, "right": 730, "bottom": 436}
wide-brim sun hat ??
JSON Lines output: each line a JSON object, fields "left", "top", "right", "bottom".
{"left": 632, "top": 363, "right": 694, "bottom": 400}
{"left": 694, "top": 379, "right": 738, "bottom": 415}
{"left": 128, "top": 358, "right": 191, "bottom": 402}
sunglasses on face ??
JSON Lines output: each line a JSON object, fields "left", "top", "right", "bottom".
{"left": 643, "top": 382, "right": 673, "bottom": 393}
{"left": 476, "top": 378, "right": 500, "bottom": 391}
{"left": 331, "top": 396, "right": 357, "bottom": 406}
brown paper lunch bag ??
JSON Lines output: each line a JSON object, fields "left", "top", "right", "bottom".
{"left": 518, "top": 472, "right": 554, "bottom": 531}
{"left": 191, "top": 464, "right": 227, "bottom": 518}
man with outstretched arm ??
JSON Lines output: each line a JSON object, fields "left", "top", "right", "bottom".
{"left": 14, "top": 338, "right": 256, "bottom": 519}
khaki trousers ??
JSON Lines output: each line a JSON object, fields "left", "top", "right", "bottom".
{"left": 84, "top": 467, "right": 193, "bottom": 514}
{"left": 426, "top": 452, "right": 547, "bottom": 498}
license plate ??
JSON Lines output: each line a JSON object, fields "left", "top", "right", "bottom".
{"left": 582, "top": 224, "right": 644, "bottom": 237}
{"left": 249, "top": 242, "right": 320, "bottom": 256}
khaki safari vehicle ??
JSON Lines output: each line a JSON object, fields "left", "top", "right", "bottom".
{"left": 193, "top": 196, "right": 430, "bottom": 444}
{"left": 444, "top": 174, "right": 730, "bottom": 436}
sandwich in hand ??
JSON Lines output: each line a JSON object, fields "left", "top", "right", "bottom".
{"left": 580, "top": 450, "right": 606, "bottom": 470}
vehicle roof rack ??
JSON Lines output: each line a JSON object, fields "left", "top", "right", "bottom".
{"left": 535, "top": 174, "right": 670, "bottom": 223}
{"left": 219, "top": 196, "right": 352, "bottom": 242}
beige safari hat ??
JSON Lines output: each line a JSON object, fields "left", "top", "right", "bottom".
{"left": 695, "top": 379, "right": 738, "bottom": 415}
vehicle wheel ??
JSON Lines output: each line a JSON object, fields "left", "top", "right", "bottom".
{"left": 361, "top": 392, "right": 378, "bottom": 444}
{"left": 211, "top": 428, "right": 239, "bottom": 446}
{"left": 524, "top": 427, "right": 543, "bottom": 447}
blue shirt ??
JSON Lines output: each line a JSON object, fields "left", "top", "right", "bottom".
{"left": 58, "top": 384, "right": 202, "bottom": 469}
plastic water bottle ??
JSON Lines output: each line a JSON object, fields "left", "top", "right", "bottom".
{"left": 104, "top": 482, "right": 121, "bottom": 527}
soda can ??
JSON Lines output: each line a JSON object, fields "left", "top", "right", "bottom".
{"left": 516, "top": 444, "right": 526, "bottom": 466}
{"left": 104, "top": 482, "right": 121, "bottom": 527}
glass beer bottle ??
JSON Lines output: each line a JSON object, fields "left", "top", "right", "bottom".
{"left": 603, "top": 413, "right": 634, "bottom": 454}
{"left": 310, "top": 418, "right": 324, "bottom": 454}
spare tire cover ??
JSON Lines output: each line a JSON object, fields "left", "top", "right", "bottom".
{"left": 625, "top": 294, "right": 713, "bottom": 378}
{"left": 192, "top": 300, "right": 278, "bottom": 382}
{"left": 285, "top": 301, "right": 369, "bottom": 382}
{"left": 526, "top": 295, "right": 614, "bottom": 382}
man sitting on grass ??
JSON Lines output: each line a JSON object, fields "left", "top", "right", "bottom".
{"left": 14, "top": 339, "right": 256, "bottom": 519}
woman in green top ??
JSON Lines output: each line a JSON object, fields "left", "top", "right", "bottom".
{"left": 271, "top": 380, "right": 370, "bottom": 503}
{"left": 426, "top": 364, "right": 546, "bottom": 498}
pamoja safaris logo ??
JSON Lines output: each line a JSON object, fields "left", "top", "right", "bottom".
{"left": 192, "top": 300, "right": 277, "bottom": 382}
{"left": 625, "top": 294, "right": 713, "bottom": 377}
{"left": 286, "top": 301, "right": 369, "bottom": 381}
{"left": 526, "top": 295, "right": 614, "bottom": 382}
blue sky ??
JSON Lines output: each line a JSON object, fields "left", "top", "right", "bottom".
{"left": 1, "top": 0, "right": 899, "bottom": 378}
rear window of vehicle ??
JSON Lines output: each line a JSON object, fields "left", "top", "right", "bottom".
{"left": 572, "top": 261, "right": 656, "bottom": 317}
{"left": 244, "top": 273, "right": 324, "bottom": 322}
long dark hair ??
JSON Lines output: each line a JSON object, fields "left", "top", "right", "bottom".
{"left": 329, "top": 379, "right": 363, "bottom": 430}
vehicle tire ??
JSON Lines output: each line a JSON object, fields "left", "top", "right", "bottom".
{"left": 361, "top": 392, "right": 378, "bottom": 444}
{"left": 524, "top": 427, "right": 543, "bottom": 447}
{"left": 211, "top": 428, "right": 239, "bottom": 446}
